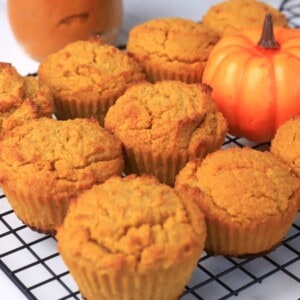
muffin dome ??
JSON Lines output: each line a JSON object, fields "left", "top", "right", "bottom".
{"left": 202, "top": 0, "right": 288, "bottom": 38}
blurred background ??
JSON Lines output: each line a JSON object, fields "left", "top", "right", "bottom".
{"left": 0, "top": 0, "right": 282, "bottom": 75}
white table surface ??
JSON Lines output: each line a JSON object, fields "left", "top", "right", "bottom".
{"left": 0, "top": 1, "right": 295, "bottom": 300}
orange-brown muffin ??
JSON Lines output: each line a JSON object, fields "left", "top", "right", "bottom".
{"left": 271, "top": 117, "right": 300, "bottom": 177}
{"left": 175, "top": 147, "right": 299, "bottom": 257}
{"left": 0, "top": 118, "right": 124, "bottom": 234}
{"left": 56, "top": 175, "right": 206, "bottom": 300}
{"left": 38, "top": 37, "right": 146, "bottom": 125}
{"left": 126, "top": 17, "right": 220, "bottom": 83}
{"left": 271, "top": 117, "right": 300, "bottom": 209}
{"left": 0, "top": 62, "right": 53, "bottom": 134}
{"left": 202, "top": 0, "right": 288, "bottom": 38}
{"left": 104, "top": 80, "right": 228, "bottom": 186}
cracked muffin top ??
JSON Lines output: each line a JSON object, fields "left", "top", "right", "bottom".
{"left": 56, "top": 175, "right": 206, "bottom": 272}
{"left": 0, "top": 117, "right": 124, "bottom": 201}
{"left": 271, "top": 117, "right": 300, "bottom": 178}
{"left": 105, "top": 80, "right": 227, "bottom": 158}
{"left": 202, "top": 0, "right": 288, "bottom": 38}
{"left": 0, "top": 62, "right": 53, "bottom": 134}
{"left": 175, "top": 147, "right": 299, "bottom": 224}
{"left": 37, "top": 37, "right": 146, "bottom": 121}
{"left": 126, "top": 17, "right": 220, "bottom": 82}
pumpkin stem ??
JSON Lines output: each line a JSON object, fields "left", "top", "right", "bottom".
{"left": 257, "top": 13, "right": 279, "bottom": 49}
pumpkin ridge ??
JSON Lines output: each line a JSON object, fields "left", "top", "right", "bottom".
{"left": 278, "top": 47, "right": 300, "bottom": 61}
{"left": 234, "top": 33, "right": 258, "bottom": 48}
{"left": 234, "top": 54, "right": 255, "bottom": 137}
{"left": 267, "top": 54, "right": 278, "bottom": 143}
{"left": 205, "top": 47, "right": 248, "bottom": 85}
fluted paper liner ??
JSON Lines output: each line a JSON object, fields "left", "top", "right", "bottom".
{"left": 3, "top": 186, "right": 71, "bottom": 234}
{"left": 63, "top": 252, "right": 200, "bottom": 300}
{"left": 124, "top": 147, "right": 188, "bottom": 186}
{"left": 204, "top": 200, "right": 298, "bottom": 257}
{"left": 143, "top": 60, "right": 204, "bottom": 83}
{"left": 54, "top": 96, "right": 117, "bottom": 126}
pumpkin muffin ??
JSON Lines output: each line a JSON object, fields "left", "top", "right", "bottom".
{"left": 104, "top": 80, "right": 228, "bottom": 186}
{"left": 271, "top": 117, "right": 300, "bottom": 207}
{"left": 175, "top": 147, "right": 299, "bottom": 257}
{"left": 56, "top": 175, "right": 206, "bottom": 300}
{"left": 202, "top": 0, "right": 288, "bottom": 38}
{"left": 0, "top": 62, "right": 53, "bottom": 134}
{"left": 126, "top": 17, "right": 220, "bottom": 83}
{"left": 38, "top": 37, "right": 146, "bottom": 125}
{"left": 0, "top": 118, "right": 124, "bottom": 234}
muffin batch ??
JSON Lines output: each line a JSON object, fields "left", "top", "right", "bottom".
{"left": 0, "top": 0, "right": 299, "bottom": 299}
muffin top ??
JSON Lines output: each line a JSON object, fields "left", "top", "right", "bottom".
{"left": 271, "top": 117, "right": 300, "bottom": 177}
{"left": 56, "top": 175, "right": 206, "bottom": 273}
{"left": 175, "top": 147, "right": 299, "bottom": 224}
{"left": 0, "top": 62, "right": 53, "bottom": 133}
{"left": 0, "top": 118, "right": 124, "bottom": 200}
{"left": 38, "top": 37, "right": 145, "bottom": 104}
{"left": 105, "top": 80, "right": 227, "bottom": 157}
{"left": 202, "top": 0, "right": 288, "bottom": 37}
{"left": 126, "top": 17, "right": 220, "bottom": 70}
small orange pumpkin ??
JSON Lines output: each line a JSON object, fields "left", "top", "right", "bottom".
{"left": 202, "top": 14, "right": 300, "bottom": 143}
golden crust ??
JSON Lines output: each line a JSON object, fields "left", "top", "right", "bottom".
{"left": 175, "top": 147, "right": 299, "bottom": 256}
{"left": 56, "top": 175, "right": 206, "bottom": 299}
{"left": 126, "top": 17, "right": 220, "bottom": 83}
{"left": 0, "top": 62, "right": 53, "bottom": 134}
{"left": 38, "top": 37, "right": 146, "bottom": 124}
{"left": 0, "top": 117, "right": 124, "bottom": 233}
{"left": 0, "top": 117, "right": 124, "bottom": 197}
{"left": 202, "top": 0, "right": 288, "bottom": 38}
{"left": 57, "top": 175, "right": 206, "bottom": 271}
{"left": 105, "top": 81, "right": 227, "bottom": 156}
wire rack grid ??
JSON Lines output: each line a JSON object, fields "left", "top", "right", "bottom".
{"left": 0, "top": 135, "right": 300, "bottom": 300}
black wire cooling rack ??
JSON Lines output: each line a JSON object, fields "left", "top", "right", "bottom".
{"left": 279, "top": 0, "right": 300, "bottom": 27}
{"left": 1, "top": 1, "right": 300, "bottom": 300}
{"left": 0, "top": 135, "right": 300, "bottom": 300}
